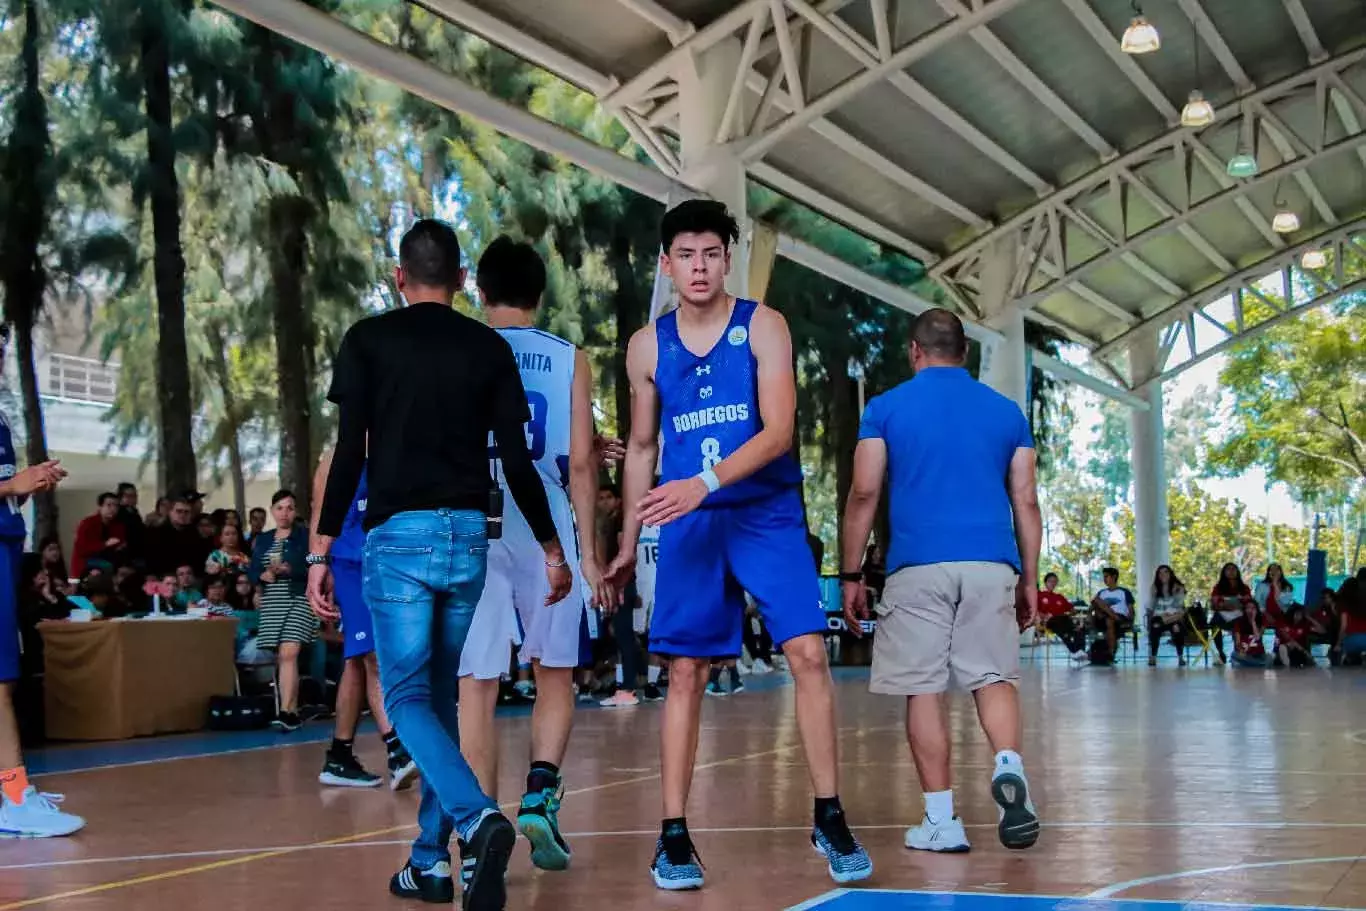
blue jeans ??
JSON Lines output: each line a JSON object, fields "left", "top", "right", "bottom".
{"left": 364, "top": 509, "right": 496, "bottom": 869}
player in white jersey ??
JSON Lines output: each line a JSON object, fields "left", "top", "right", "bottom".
{"left": 457, "top": 237, "right": 612, "bottom": 873}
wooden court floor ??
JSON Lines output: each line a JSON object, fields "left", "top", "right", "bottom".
{"left": 5, "top": 663, "right": 1366, "bottom": 910}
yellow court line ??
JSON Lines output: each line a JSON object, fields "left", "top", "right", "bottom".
{"left": 0, "top": 739, "right": 815, "bottom": 910}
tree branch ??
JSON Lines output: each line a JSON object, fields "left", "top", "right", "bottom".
{"left": 1284, "top": 445, "right": 1365, "bottom": 479}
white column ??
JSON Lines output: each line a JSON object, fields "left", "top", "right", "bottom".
{"left": 976, "top": 238, "right": 1028, "bottom": 411}
{"left": 674, "top": 37, "right": 749, "bottom": 296}
{"left": 1130, "top": 333, "right": 1169, "bottom": 598}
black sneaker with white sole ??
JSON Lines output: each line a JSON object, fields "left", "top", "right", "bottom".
{"left": 460, "top": 813, "right": 517, "bottom": 911}
{"left": 388, "top": 748, "right": 419, "bottom": 792}
{"left": 271, "top": 711, "right": 301, "bottom": 732}
{"left": 318, "top": 754, "right": 382, "bottom": 788}
{"left": 390, "top": 860, "right": 456, "bottom": 903}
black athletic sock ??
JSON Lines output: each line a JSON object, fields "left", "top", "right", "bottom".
{"left": 328, "top": 737, "right": 355, "bottom": 762}
{"left": 660, "top": 817, "right": 692, "bottom": 862}
{"left": 527, "top": 761, "right": 560, "bottom": 795}
{"left": 708, "top": 666, "right": 721, "bottom": 687}
{"left": 814, "top": 795, "right": 844, "bottom": 829}
{"left": 728, "top": 667, "right": 742, "bottom": 689}
{"left": 381, "top": 728, "right": 403, "bottom": 756}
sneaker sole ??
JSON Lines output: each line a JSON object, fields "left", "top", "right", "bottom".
{"left": 0, "top": 820, "right": 86, "bottom": 839}
{"left": 903, "top": 838, "right": 970, "bottom": 854}
{"left": 465, "top": 817, "right": 516, "bottom": 911}
{"left": 651, "top": 867, "right": 703, "bottom": 891}
{"left": 991, "top": 773, "right": 1040, "bottom": 849}
{"left": 518, "top": 813, "right": 571, "bottom": 871}
{"left": 809, "top": 840, "right": 874, "bottom": 883}
{"left": 390, "top": 761, "right": 420, "bottom": 792}
{"left": 318, "top": 771, "right": 383, "bottom": 788}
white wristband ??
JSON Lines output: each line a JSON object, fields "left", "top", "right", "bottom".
{"left": 698, "top": 469, "right": 721, "bottom": 494}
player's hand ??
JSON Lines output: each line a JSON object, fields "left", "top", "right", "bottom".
{"left": 638, "top": 477, "right": 708, "bottom": 527}
{"left": 307, "top": 563, "right": 339, "bottom": 622}
{"left": 544, "top": 561, "right": 572, "bottom": 606}
{"left": 1016, "top": 581, "right": 1038, "bottom": 631}
{"left": 594, "top": 435, "right": 626, "bottom": 465}
{"left": 10, "top": 461, "right": 66, "bottom": 495}
{"left": 580, "top": 557, "right": 616, "bottom": 613}
{"left": 842, "top": 580, "right": 868, "bottom": 638}
{"left": 604, "top": 551, "right": 637, "bottom": 604}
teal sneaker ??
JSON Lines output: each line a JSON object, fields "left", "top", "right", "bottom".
{"left": 517, "top": 783, "right": 571, "bottom": 871}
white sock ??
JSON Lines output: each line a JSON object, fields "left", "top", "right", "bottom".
{"left": 647, "top": 665, "right": 662, "bottom": 684}
{"left": 924, "top": 789, "right": 954, "bottom": 824}
{"left": 995, "top": 750, "right": 1024, "bottom": 773}
{"left": 615, "top": 665, "right": 624, "bottom": 685}
{"left": 457, "top": 807, "right": 498, "bottom": 845}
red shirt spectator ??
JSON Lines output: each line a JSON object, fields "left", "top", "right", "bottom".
{"left": 1038, "top": 590, "right": 1072, "bottom": 618}
{"left": 71, "top": 492, "right": 128, "bottom": 577}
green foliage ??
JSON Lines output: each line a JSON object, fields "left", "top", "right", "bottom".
{"left": 1209, "top": 299, "right": 1366, "bottom": 499}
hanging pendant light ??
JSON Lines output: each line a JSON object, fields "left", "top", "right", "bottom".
{"left": 1300, "top": 248, "right": 1328, "bottom": 269}
{"left": 1181, "top": 89, "right": 1215, "bottom": 127}
{"left": 1272, "top": 208, "right": 1301, "bottom": 234}
{"left": 1121, "top": 14, "right": 1161, "bottom": 54}
{"left": 1226, "top": 152, "right": 1258, "bottom": 178}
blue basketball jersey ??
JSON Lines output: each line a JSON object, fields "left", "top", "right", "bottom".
{"left": 0, "top": 411, "right": 26, "bottom": 540}
{"left": 655, "top": 298, "right": 801, "bottom": 506}
{"left": 488, "top": 327, "right": 576, "bottom": 490}
{"left": 331, "top": 464, "right": 368, "bottom": 563}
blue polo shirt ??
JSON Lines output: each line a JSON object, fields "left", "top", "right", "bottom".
{"left": 858, "top": 367, "right": 1033, "bottom": 574}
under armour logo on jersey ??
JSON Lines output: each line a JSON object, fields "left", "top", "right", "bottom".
{"left": 695, "top": 365, "right": 711, "bottom": 376}
{"left": 699, "top": 386, "right": 713, "bottom": 400}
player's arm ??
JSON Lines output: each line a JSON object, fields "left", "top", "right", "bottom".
{"left": 309, "top": 447, "right": 334, "bottom": 551}
{"left": 613, "top": 327, "right": 660, "bottom": 572}
{"left": 0, "top": 461, "right": 66, "bottom": 501}
{"left": 712, "top": 304, "right": 795, "bottom": 489}
{"left": 568, "top": 348, "right": 613, "bottom": 608}
{"left": 306, "top": 447, "right": 341, "bottom": 620}
{"left": 841, "top": 439, "right": 885, "bottom": 577}
{"left": 1008, "top": 445, "right": 1042, "bottom": 622}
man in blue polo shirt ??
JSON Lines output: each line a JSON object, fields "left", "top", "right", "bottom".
{"left": 840, "top": 309, "right": 1042, "bottom": 856}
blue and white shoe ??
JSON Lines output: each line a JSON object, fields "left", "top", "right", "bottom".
{"left": 517, "top": 783, "right": 571, "bottom": 871}
{"left": 811, "top": 821, "right": 873, "bottom": 884}
{"left": 650, "top": 833, "right": 704, "bottom": 891}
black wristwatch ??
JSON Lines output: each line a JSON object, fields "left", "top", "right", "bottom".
{"left": 839, "top": 571, "right": 864, "bottom": 583}
{"left": 305, "top": 553, "right": 332, "bottom": 567}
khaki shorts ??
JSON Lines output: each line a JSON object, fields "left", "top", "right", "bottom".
{"left": 871, "top": 562, "right": 1020, "bottom": 696}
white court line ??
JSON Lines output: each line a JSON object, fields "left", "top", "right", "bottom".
{"left": 10, "top": 822, "right": 1366, "bottom": 874}
{"left": 1087, "top": 855, "right": 1366, "bottom": 900}
{"left": 784, "top": 888, "right": 848, "bottom": 910}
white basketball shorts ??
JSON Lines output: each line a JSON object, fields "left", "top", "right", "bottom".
{"left": 458, "top": 483, "right": 587, "bottom": 679}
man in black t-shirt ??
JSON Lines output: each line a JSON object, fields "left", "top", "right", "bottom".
{"left": 309, "top": 220, "right": 568, "bottom": 911}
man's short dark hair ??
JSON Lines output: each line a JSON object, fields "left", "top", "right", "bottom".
{"left": 660, "top": 199, "right": 740, "bottom": 253}
{"left": 97, "top": 492, "right": 118, "bottom": 506}
{"left": 1103, "top": 567, "right": 1119, "bottom": 578}
{"left": 910, "top": 308, "right": 968, "bottom": 361}
{"left": 116, "top": 482, "right": 136, "bottom": 496}
{"left": 171, "top": 496, "right": 194, "bottom": 509}
{"left": 599, "top": 482, "right": 620, "bottom": 497}
{"left": 1044, "top": 572, "right": 1058, "bottom": 583}
{"left": 476, "top": 236, "right": 546, "bottom": 310}
{"left": 205, "top": 576, "right": 227, "bottom": 592}
{"left": 249, "top": 507, "right": 267, "bottom": 517}
{"left": 399, "top": 219, "right": 463, "bottom": 289}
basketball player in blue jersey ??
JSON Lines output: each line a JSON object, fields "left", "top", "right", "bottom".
{"left": 457, "top": 237, "right": 613, "bottom": 872}
{"left": 308, "top": 449, "right": 417, "bottom": 792}
{"left": 607, "top": 199, "right": 873, "bottom": 890}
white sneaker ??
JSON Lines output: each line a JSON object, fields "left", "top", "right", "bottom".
{"left": 600, "top": 690, "right": 640, "bottom": 708}
{"left": 752, "top": 659, "right": 773, "bottom": 675}
{"left": 991, "top": 763, "right": 1040, "bottom": 849}
{"left": 904, "top": 815, "right": 970, "bottom": 853}
{"left": 0, "top": 788, "right": 86, "bottom": 838}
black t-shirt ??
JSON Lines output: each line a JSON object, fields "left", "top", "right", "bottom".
{"left": 318, "top": 302, "right": 555, "bottom": 542}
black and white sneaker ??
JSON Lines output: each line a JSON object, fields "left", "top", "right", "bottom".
{"left": 390, "top": 860, "right": 455, "bottom": 903}
{"left": 388, "top": 748, "right": 419, "bottom": 792}
{"left": 319, "top": 754, "right": 382, "bottom": 788}
{"left": 460, "top": 813, "right": 516, "bottom": 911}
{"left": 271, "top": 711, "right": 301, "bottom": 732}
{"left": 642, "top": 683, "right": 665, "bottom": 702}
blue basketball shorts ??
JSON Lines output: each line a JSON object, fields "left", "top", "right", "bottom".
{"left": 650, "top": 488, "right": 824, "bottom": 659}
{"left": 0, "top": 537, "right": 22, "bottom": 682}
{"left": 333, "top": 558, "right": 375, "bottom": 661}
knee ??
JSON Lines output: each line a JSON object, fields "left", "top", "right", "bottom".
{"left": 781, "top": 634, "right": 829, "bottom": 678}
{"left": 668, "top": 657, "right": 710, "bottom": 692}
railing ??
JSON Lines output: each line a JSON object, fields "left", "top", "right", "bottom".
{"left": 44, "top": 353, "right": 119, "bottom": 404}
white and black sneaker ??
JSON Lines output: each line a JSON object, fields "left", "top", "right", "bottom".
{"left": 992, "top": 761, "right": 1040, "bottom": 849}
{"left": 904, "top": 815, "right": 970, "bottom": 853}
{"left": 319, "top": 753, "right": 382, "bottom": 788}
{"left": 460, "top": 812, "right": 516, "bottom": 910}
{"left": 388, "top": 747, "right": 419, "bottom": 792}
{"left": 271, "top": 711, "right": 301, "bottom": 732}
{"left": 390, "top": 860, "right": 455, "bottom": 903}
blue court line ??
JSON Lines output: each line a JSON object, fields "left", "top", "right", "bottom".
{"left": 792, "top": 890, "right": 1356, "bottom": 911}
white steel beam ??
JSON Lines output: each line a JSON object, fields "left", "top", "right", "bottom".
{"left": 1032, "top": 351, "right": 1149, "bottom": 410}
{"left": 739, "top": 0, "right": 1031, "bottom": 163}
{"left": 1015, "top": 131, "right": 1366, "bottom": 309}
{"left": 932, "top": 47, "right": 1366, "bottom": 281}
{"left": 1184, "top": 135, "right": 1285, "bottom": 247}
{"left": 1058, "top": 0, "right": 1180, "bottom": 124}
{"left": 935, "top": 0, "right": 1115, "bottom": 156}
{"left": 1175, "top": 0, "right": 1252, "bottom": 93}
{"left": 1096, "top": 216, "right": 1366, "bottom": 359}
{"left": 1255, "top": 102, "right": 1337, "bottom": 223}
{"left": 611, "top": 0, "right": 695, "bottom": 45}
{"left": 1281, "top": 0, "right": 1325, "bottom": 63}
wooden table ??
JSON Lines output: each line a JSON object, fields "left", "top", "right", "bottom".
{"left": 38, "top": 617, "right": 238, "bottom": 741}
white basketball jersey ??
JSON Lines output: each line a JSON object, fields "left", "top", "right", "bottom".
{"left": 636, "top": 525, "right": 660, "bottom": 612}
{"left": 492, "top": 327, "right": 576, "bottom": 491}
